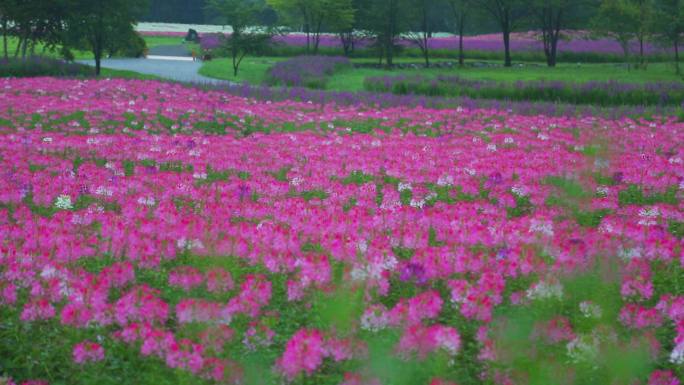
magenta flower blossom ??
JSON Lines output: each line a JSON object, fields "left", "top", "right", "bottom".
{"left": 277, "top": 329, "right": 326, "bottom": 379}
{"left": 0, "top": 76, "right": 682, "bottom": 384}
{"left": 73, "top": 341, "right": 105, "bottom": 364}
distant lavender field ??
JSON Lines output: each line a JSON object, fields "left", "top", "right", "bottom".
{"left": 177, "top": 31, "right": 670, "bottom": 56}
{"left": 266, "top": 56, "right": 351, "bottom": 88}
{"left": 270, "top": 33, "right": 668, "bottom": 56}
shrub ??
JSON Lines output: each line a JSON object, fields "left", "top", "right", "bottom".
{"left": 265, "top": 56, "right": 351, "bottom": 89}
{"left": 0, "top": 57, "right": 93, "bottom": 78}
{"left": 364, "top": 74, "right": 684, "bottom": 107}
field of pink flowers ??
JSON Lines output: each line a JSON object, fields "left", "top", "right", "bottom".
{"left": 0, "top": 78, "right": 683, "bottom": 385}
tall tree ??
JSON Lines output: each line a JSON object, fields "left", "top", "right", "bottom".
{"left": 0, "top": 0, "right": 8, "bottom": 59}
{"left": 532, "top": 0, "right": 598, "bottom": 67}
{"left": 446, "top": 0, "right": 470, "bottom": 66}
{"left": 268, "top": 0, "right": 354, "bottom": 54}
{"left": 207, "top": 0, "right": 275, "bottom": 77}
{"left": 337, "top": 0, "right": 364, "bottom": 56}
{"left": 65, "top": 0, "right": 148, "bottom": 75}
{"left": 592, "top": 0, "right": 654, "bottom": 68}
{"left": 406, "top": 0, "right": 436, "bottom": 67}
{"left": 361, "top": 0, "right": 411, "bottom": 67}
{"left": 653, "top": 0, "right": 684, "bottom": 74}
{"left": 469, "top": 0, "right": 528, "bottom": 67}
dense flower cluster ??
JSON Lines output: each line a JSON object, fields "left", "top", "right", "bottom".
{"left": 0, "top": 77, "right": 682, "bottom": 384}
{"left": 364, "top": 75, "right": 684, "bottom": 107}
{"left": 265, "top": 56, "right": 351, "bottom": 89}
{"left": 187, "top": 29, "right": 669, "bottom": 57}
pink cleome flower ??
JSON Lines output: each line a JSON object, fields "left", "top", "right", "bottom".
{"left": 73, "top": 341, "right": 105, "bottom": 364}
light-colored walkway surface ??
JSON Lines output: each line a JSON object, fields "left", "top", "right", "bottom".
{"left": 78, "top": 57, "right": 233, "bottom": 85}
{"left": 148, "top": 44, "right": 191, "bottom": 57}
{"left": 147, "top": 55, "right": 194, "bottom": 61}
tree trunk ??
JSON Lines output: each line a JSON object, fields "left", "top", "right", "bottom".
{"left": 503, "top": 29, "right": 512, "bottom": 67}
{"left": 675, "top": 38, "right": 680, "bottom": 75}
{"left": 458, "top": 15, "right": 465, "bottom": 67}
{"left": 232, "top": 45, "right": 239, "bottom": 77}
{"left": 304, "top": 22, "right": 310, "bottom": 54}
{"left": 639, "top": 36, "right": 644, "bottom": 69}
{"left": 386, "top": 36, "right": 394, "bottom": 68}
{"left": 2, "top": 18, "right": 7, "bottom": 59}
{"left": 544, "top": 29, "right": 559, "bottom": 67}
{"left": 94, "top": 32, "right": 103, "bottom": 76}
{"left": 423, "top": 33, "right": 430, "bottom": 67}
{"left": 549, "top": 37, "right": 557, "bottom": 67}
{"left": 340, "top": 32, "right": 351, "bottom": 56}
{"left": 313, "top": 20, "right": 323, "bottom": 54}
{"left": 21, "top": 36, "right": 28, "bottom": 59}
{"left": 421, "top": 6, "right": 430, "bottom": 68}
{"left": 14, "top": 36, "right": 22, "bottom": 58}
{"left": 95, "top": 53, "right": 101, "bottom": 76}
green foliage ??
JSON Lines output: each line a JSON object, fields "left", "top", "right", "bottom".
{"left": 491, "top": 271, "right": 654, "bottom": 385}
{"left": 617, "top": 184, "right": 679, "bottom": 206}
{"left": 299, "top": 189, "right": 330, "bottom": 201}
{"left": 669, "top": 220, "right": 684, "bottom": 239}
{"left": 0, "top": 57, "right": 93, "bottom": 78}
{"left": 207, "top": 0, "right": 276, "bottom": 76}
{"left": 63, "top": 0, "right": 150, "bottom": 75}
{"left": 267, "top": 0, "right": 354, "bottom": 54}
{"left": 507, "top": 194, "right": 534, "bottom": 218}
{"left": 592, "top": 0, "right": 654, "bottom": 66}
{"left": 342, "top": 170, "right": 375, "bottom": 185}
{"left": 364, "top": 74, "right": 684, "bottom": 107}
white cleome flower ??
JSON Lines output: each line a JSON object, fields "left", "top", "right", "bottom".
{"left": 596, "top": 186, "right": 610, "bottom": 196}
{"left": 579, "top": 301, "right": 603, "bottom": 319}
{"left": 670, "top": 343, "right": 684, "bottom": 364}
{"left": 529, "top": 219, "right": 554, "bottom": 237}
{"left": 566, "top": 334, "right": 599, "bottom": 365}
{"left": 511, "top": 186, "right": 528, "bottom": 197}
{"left": 437, "top": 175, "right": 454, "bottom": 186}
{"left": 398, "top": 182, "right": 412, "bottom": 192}
{"left": 54, "top": 195, "right": 73, "bottom": 210}
{"left": 526, "top": 281, "right": 563, "bottom": 301}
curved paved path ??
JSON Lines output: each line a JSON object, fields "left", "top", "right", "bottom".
{"left": 78, "top": 57, "right": 234, "bottom": 85}
{"left": 148, "top": 44, "right": 191, "bottom": 57}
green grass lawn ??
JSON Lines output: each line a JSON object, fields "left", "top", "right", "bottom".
{"left": 200, "top": 57, "right": 684, "bottom": 92}
{"left": 199, "top": 56, "right": 288, "bottom": 85}
{"left": 100, "top": 68, "right": 164, "bottom": 81}
{"left": 143, "top": 36, "right": 186, "bottom": 47}
{"left": 2, "top": 37, "right": 93, "bottom": 60}
{"left": 1, "top": 35, "right": 191, "bottom": 61}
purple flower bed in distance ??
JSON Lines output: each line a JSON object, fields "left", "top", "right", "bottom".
{"left": 191, "top": 80, "right": 682, "bottom": 119}
{"left": 271, "top": 32, "right": 669, "bottom": 55}
{"left": 157, "top": 30, "right": 671, "bottom": 56}
{"left": 265, "top": 56, "right": 351, "bottom": 89}
{"left": 363, "top": 74, "right": 684, "bottom": 107}
{"left": 200, "top": 33, "right": 224, "bottom": 51}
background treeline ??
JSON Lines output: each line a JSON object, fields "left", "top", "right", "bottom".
{"left": 1, "top": 0, "right": 682, "bottom": 75}
{"left": 201, "top": 0, "right": 682, "bottom": 72}
{"left": 0, "top": 0, "right": 148, "bottom": 75}
{"left": 141, "top": 0, "right": 500, "bottom": 34}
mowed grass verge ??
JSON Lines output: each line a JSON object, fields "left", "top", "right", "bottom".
{"left": 200, "top": 57, "right": 684, "bottom": 92}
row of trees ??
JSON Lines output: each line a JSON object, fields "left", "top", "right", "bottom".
{"left": 211, "top": 0, "right": 683, "bottom": 72}
{"left": 0, "top": 0, "right": 147, "bottom": 75}
{"left": 1, "top": 0, "right": 682, "bottom": 75}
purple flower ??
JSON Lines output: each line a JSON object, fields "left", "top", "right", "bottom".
{"left": 612, "top": 172, "right": 624, "bottom": 184}
{"left": 399, "top": 263, "right": 427, "bottom": 285}
{"left": 237, "top": 184, "right": 251, "bottom": 201}
{"left": 487, "top": 172, "right": 504, "bottom": 187}
{"left": 496, "top": 247, "right": 510, "bottom": 261}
